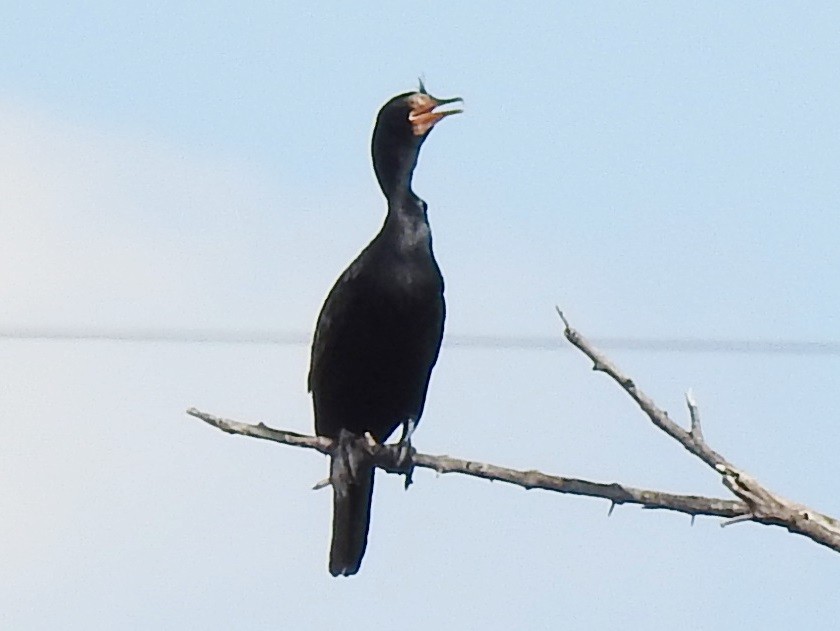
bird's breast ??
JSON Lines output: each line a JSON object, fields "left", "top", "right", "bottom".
{"left": 396, "top": 220, "right": 431, "bottom": 251}
{"left": 382, "top": 249, "right": 442, "bottom": 298}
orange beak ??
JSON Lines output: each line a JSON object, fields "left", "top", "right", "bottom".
{"left": 408, "top": 94, "right": 463, "bottom": 136}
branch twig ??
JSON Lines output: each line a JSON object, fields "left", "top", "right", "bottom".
{"left": 186, "top": 310, "right": 840, "bottom": 557}
{"left": 556, "top": 308, "right": 840, "bottom": 554}
{"left": 186, "top": 407, "right": 746, "bottom": 519}
{"left": 556, "top": 307, "right": 727, "bottom": 469}
{"left": 685, "top": 388, "right": 704, "bottom": 442}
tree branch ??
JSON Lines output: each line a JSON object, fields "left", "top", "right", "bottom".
{"left": 556, "top": 308, "right": 727, "bottom": 470}
{"left": 186, "top": 310, "right": 840, "bottom": 556}
{"left": 187, "top": 407, "right": 745, "bottom": 519}
{"left": 556, "top": 308, "right": 840, "bottom": 554}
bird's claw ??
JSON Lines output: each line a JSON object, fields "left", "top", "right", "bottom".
{"left": 363, "top": 432, "right": 377, "bottom": 448}
{"left": 396, "top": 417, "right": 418, "bottom": 489}
{"left": 396, "top": 440, "right": 415, "bottom": 489}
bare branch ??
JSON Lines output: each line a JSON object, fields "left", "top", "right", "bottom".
{"left": 186, "top": 407, "right": 745, "bottom": 519}
{"left": 187, "top": 310, "right": 840, "bottom": 556}
{"left": 559, "top": 315, "right": 727, "bottom": 469}
{"left": 685, "top": 388, "right": 704, "bottom": 442}
{"left": 721, "top": 513, "right": 754, "bottom": 528}
{"left": 557, "top": 311, "right": 840, "bottom": 554}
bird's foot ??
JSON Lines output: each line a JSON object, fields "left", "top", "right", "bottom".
{"left": 330, "top": 429, "right": 368, "bottom": 496}
{"left": 396, "top": 418, "right": 418, "bottom": 489}
{"left": 396, "top": 441, "right": 414, "bottom": 489}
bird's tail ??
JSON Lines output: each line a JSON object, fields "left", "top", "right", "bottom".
{"left": 329, "top": 457, "right": 375, "bottom": 577}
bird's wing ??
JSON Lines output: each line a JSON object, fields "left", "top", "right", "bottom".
{"left": 307, "top": 257, "right": 365, "bottom": 394}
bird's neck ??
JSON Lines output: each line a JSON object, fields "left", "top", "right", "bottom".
{"left": 373, "top": 138, "right": 421, "bottom": 200}
{"left": 372, "top": 132, "right": 431, "bottom": 246}
{"left": 383, "top": 194, "right": 432, "bottom": 252}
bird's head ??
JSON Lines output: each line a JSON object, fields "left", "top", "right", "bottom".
{"left": 371, "top": 81, "right": 462, "bottom": 197}
{"left": 375, "top": 80, "right": 463, "bottom": 143}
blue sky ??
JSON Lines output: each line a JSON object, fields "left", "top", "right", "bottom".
{"left": 1, "top": 2, "right": 839, "bottom": 629}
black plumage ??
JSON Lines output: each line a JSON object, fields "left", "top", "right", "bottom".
{"left": 308, "top": 85, "right": 461, "bottom": 576}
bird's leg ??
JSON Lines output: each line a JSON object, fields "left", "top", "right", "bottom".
{"left": 398, "top": 416, "right": 418, "bottom": 445}
{"left": 330, "top": 429, "right": 368, "bottom": 498}
{"left": 396, "top": 417, "right": 417, "bottom": 489}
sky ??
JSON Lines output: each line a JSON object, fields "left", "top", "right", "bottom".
{"left": 1, "top": 2, "right": 839, "bottom": 629}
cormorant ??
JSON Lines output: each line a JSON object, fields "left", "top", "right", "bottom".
{"left": 308, "top": 83, "right": 462, "bottom": 576}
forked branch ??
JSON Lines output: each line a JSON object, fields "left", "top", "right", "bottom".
{"left": 556, "top": 308, "right": 840, "bottom": 553}
{"left": 186, "top": 311, "right": 840, "bottom": 555}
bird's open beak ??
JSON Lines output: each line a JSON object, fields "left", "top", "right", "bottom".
{"left": 409, "top": 95, "right": 463, "bottom": 136}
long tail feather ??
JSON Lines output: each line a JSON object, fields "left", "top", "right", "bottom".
{"left": 329, "top": 461, "right": 375, "bottom": 577}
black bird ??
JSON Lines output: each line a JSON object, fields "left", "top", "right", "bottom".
{"left": 308, "top": 84, "right": 462, "bottom": 576}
